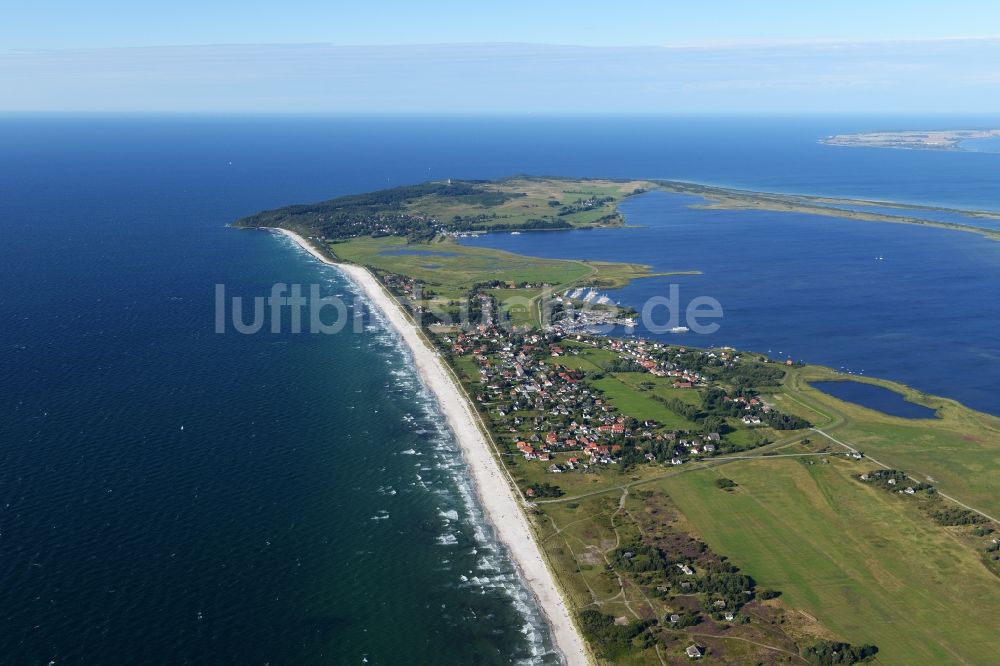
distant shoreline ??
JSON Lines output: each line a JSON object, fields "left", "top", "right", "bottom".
{"left": 820, "top": 129, "right": 1000, "bottom": 151}
{"left": 232, "top": 174, "right": 1000, "bottom": 247}
{"left": 656, "top": 180, "right": 1000, "bottom": 242}
{"left": 271, "top": 228, "right": 591, "bottom": 666}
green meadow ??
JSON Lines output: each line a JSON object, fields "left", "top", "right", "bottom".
{"left": 773, "top": 365, "right": 1000, "bottom": 519}
{"left": 591, "top": 375, "right": 700, "bottom": 430}
{"left": 486, "top": 287, "right": 539, "bottom": 329}
{"left": 518, "top": 350, "right": 1000, "bottom": 663}
{"left": 401, "top": 177, "right": 655, "bottom": 229}
{"left": 333, "top": 236, "right": 655, "bottom": 292}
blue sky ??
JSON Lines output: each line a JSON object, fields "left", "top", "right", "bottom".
{"left": 5, "top": 0, "right": 1000, "bottom": 48}
{"left": 3, "top": 1, "right": 1000, "bottom": 113}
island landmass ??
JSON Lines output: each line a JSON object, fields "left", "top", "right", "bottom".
{"left": 236, "top": 177, "right": 1000, "bottom": 665}
{"left": 821, "top": 128, "right": 1000, "bottom": 151}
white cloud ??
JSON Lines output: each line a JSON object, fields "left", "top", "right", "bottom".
{"left": 2, "top": 40, "right": 999, "bottom": 113}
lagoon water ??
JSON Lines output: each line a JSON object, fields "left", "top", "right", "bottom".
{"left": 824, "top": 202, "right": 1000, "bottom": 230}
{"left": 461, "top": 191, "right": 1000, "bottom": 416}
{"left": 2, "top": 115, "right": 1000, "bottom": 662}
{"left": 810, "top": 381, "right": 937, "bottom": 419}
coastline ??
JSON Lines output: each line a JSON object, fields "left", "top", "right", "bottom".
{"left": 656, "top": 180, "right": 1000, "bottom": 242}
{"left": 273, "top": 229, "right": 590, "bottom": 665}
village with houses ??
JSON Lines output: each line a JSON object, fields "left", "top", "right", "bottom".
{"left": 452, "top": 330, "right": 782, "bottom": 492}
{"left": 383, "top": 271, "right": 814, "bottom": 500}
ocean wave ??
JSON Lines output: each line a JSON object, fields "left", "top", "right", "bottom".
{"left": 336, "top": 267, "right": 555, "bottom": 660}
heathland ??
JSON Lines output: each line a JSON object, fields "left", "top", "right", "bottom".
{"left": 237, "top": 177, "right": 1000, "bottom": 665}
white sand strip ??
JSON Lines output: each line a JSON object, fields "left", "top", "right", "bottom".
{"left": 273, "top": 228, "right": 590, "bottom": 665}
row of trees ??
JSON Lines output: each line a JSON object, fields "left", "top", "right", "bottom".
{"left": 804, "top": 640, "right": 879, "bottom": 665}
{"left": 930, "top": 506, "right": 988, "bottom": 526}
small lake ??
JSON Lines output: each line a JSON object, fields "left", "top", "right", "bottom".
{"left": 811, "top": 380, "right": 938, "bottom": 419}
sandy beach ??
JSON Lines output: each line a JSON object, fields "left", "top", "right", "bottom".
{"left": 274, "top": 229, "right": 590, "bottom": 665}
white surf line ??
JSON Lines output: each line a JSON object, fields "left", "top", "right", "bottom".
{"left": 270, "top": 228, "right": 591, "bottom": 665}
{"left": 811, "top": 428, "right": 1000, "bottom": 525}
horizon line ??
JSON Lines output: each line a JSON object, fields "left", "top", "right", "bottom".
{"left": 3, "top": 110, "right": 1000, "bottom": 118}
{"left": 6, "top": 36, "right": 1000, "bottom": 53}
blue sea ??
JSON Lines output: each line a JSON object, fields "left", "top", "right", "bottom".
{"left": 460, "top": 190, "right": 1000, "bottom": 415}
{"left": 2, "top": 115, "right": 1000, "bottom": 663}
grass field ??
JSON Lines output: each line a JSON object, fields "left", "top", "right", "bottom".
{"left": 614, "top": 372, "right": 705, "bottom": 407}
{"left": 330, "top": 236, "right": 594, "bottom": 297}
{"left": 329, "top": 236, "right": 665, "bottom": 324}
{"left": 662, "top": 457, "right": 1000, "bottom": 664}
{"left": 592, "top": 375, "right": 700, "bottom": 430}
{"left": 555, "top": 341, "right": 621, "bottom": 370}
{"left": 530, "top": 456, "right": 864, "bottom": 664}
{"left": 403, "top": 177, "right": 656, "bottom": 229}
{"left": 773, "top": 365, "right": 1000, "bottom": 519}
{"left": 479, "top": 330, "right": 1000, "bottom": 663}
{"left": 520, "top": 356, "right": 1000, "bottom": 663}
{"left": 486, "top": 287, "right": 539, "bottom": 329}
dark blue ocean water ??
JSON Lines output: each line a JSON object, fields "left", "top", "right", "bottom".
{"left": 2, "top": 115, "right": 1000, "bottom": 663}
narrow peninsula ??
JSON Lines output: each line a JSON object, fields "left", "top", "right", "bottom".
{"left": 236, "top": 176, "right": 1000, "bottom": 665}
